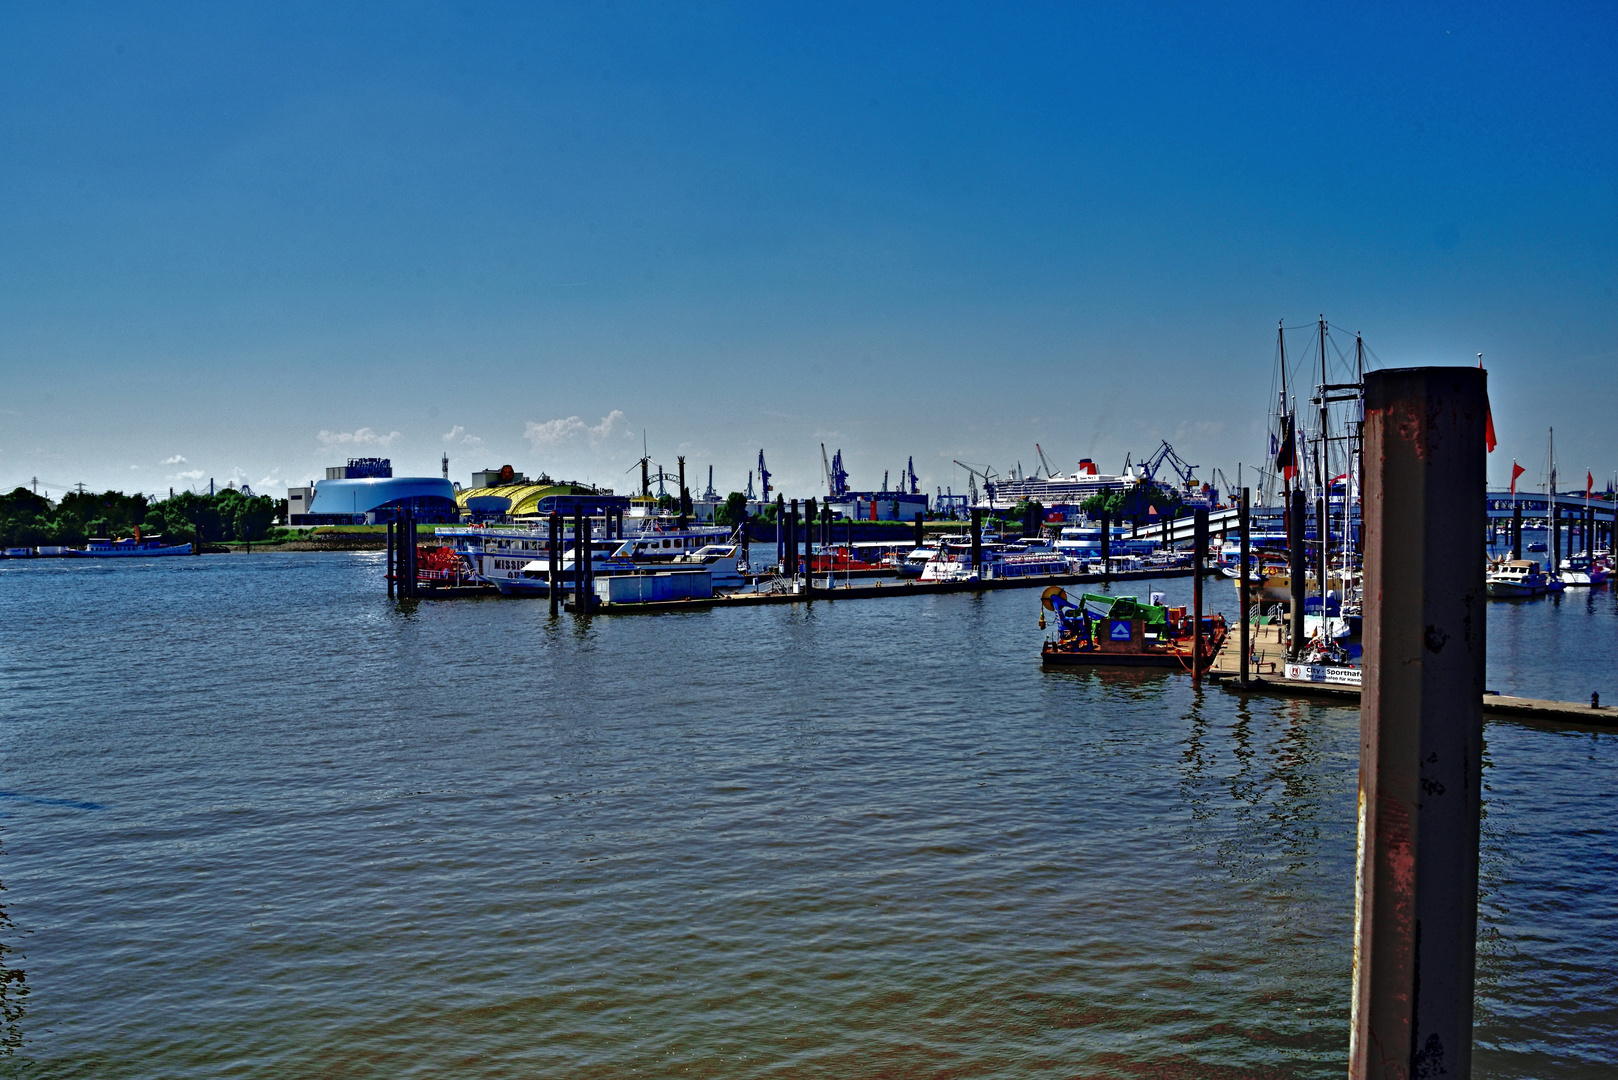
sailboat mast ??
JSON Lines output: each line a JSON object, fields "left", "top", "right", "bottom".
{"left": 1316, "top": 315, "right": 1330, "bottom": 606}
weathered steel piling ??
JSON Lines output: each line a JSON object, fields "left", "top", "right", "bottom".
{"left": 1193, "top": 507, "right": 1208, "bottom": 685}
{"left": 1238, "top": 487, "right": 1250, "bottom": 687}
{"left": 1100, "top": 509, "right": 1111, "bottom": 580}
{"left": 548, "top": 512, "right": 561, "bottom": 614}
{"left": 970, "top": 508, "right": 982, "bottom": 578}
{"left": 386, "top": 520, "right": 395, "bottom": 598}
{"left": 1350, "top": 367, "right": 1487, "bottom": 1080}
{"left": 1288, "top": 489, "right": 1305, "bottom": 659}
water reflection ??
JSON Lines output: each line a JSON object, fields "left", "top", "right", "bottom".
{"left": 0, "top": 841, "right": 27, "bottom": 1061}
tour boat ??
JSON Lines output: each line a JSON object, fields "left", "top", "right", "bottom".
{"left": 919, "top": 541, "right": 1070, "bottom": 582}
{"left": 439, "top": 520, "right": 731, "bottom": 589}
{"left": 70, "top": 536, "right": 193, "bottom": 557}
{"left": 1485, "top": 559, "right": 1548, "bottom": 598}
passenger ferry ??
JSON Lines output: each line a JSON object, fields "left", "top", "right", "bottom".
{"left": 438, "top": 520, "right": 731, "bottom": 589}
{"left": 505, "top": 538, "right": 747, "bottom": 596}
{"left": 1054, "top": 526, "right": 1159, "bottom": 560}
{"left": 69, "top": 536, "right": 193, "bottom": 557}
{"left": 918, "top": 540, "right": 1071, "bottom": 582}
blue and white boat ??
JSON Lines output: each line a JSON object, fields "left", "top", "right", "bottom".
{"left": 70, "top": 536, "right": 193, "bottom": 557}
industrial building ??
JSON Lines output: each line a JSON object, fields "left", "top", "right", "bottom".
{"left": 288, "top": 459, "right": 459, "bottom": 525}
{"left": 455, "top": 469, "right": 629, "bottom": 521}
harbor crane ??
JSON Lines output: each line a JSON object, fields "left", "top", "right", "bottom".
{"left": 757, "top": 450, "right": 772, "bottom": 504}
{"left": 1134, "top": 440, "right": 1200, "bottom": 492}
{"left": 821, "top": 444, "right": 850, "bottom": 498}
{"left": 745, "top": 470, "right": 755, "bottom": 500}
{"left": 906, "top": 456, "right": 919, "bottom": 494}
{"left": 703, "top": 465, "right": 718, "bottom": 501}
{"left": 1034, "top": 444, "right": 1054, "bottom": 479}
{"left": 953, "top": 460, "right": 1000, "bottom": 507}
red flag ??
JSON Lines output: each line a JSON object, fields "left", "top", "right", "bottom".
{"left": 1588, "top": 471, "right": 1594, "bottom": 498}
{"left": 1510, "top": 461, "right": 1526, "bottom": 495}
{"left": 1480, "top": 354, "right": 1497, "bottom": 452}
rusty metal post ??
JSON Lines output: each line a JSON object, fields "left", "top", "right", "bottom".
{"left": 1193, "top": 507, "right": 1208, "bottom": 683}
{"left": 548, "top": 511, "right": 561, "bottom": 614}
{"left": 1289, "top": 489, "right": 1306, "bottom": 659}
{"left": 1351, "top": 367, "right": 1487, "bottom": 1080}
{"left": 804, "top": 498, "right": 816, "bottom": 598}
{"left": 970, "top": 508, "right": 982, "bottom": 578}
{"left": 788, "top": 499, "right": 799, "bottom": 583}
{"left": 386, "top": 520, "right": 395, "bottom": 598}
{"left": 1550, "top": 500, "right": 1560, "bottom": 574}
{"left": 1239, "top": 488, "right": 1250, "bottom": 687}
{"left": 1100, "top": 509, "right": 1111, "bottom": 580}
{"left": 914, "top": 511, "right": 923, "bottom": 550}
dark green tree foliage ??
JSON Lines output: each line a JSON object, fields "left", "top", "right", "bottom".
{"left": 715, "top": 492, "right": 750, "bottom": 526}
{"left": 1080, "top": 486, "right": 1182, "bottom": 523}
{"left": 0, "top": 487, "right": 278, "bottom": 546}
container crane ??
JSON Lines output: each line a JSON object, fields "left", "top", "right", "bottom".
{"left": 757, "top": 450, "right": 772, "bottom": 504}
{"left": 1134, "top": 440, "right": 1200, "bottom": 493}
{"left": 906, "top": 456, "right": 919, "bottom": 494}
{"left": 1035, "top": 444, "right": 1054, "bottom": 479}
{"left": 953, "top": 460, "right": 1000, "bottom": 507}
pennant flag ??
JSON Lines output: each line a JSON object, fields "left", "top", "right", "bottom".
{"left": 1587, "top": 470, "right": 1594, "bottom": 498}
{"left": 1510, "top": 461, "right": 1526, "bottom": 495}
{"left": 1480, "top": 353, "right": 1497, "bottom": 453}
{"left": 1275, "top": 414, "right": 1297, "bottom": 481}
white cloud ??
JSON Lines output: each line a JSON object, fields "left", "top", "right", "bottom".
{"left": 171, "top": 469, "right": 205, "bottom": 481}
{"left": 318, "top": 427, "right": 401, "bottom": 448}
{"left": 524, "top": 410, "right": 628, "bottom": 449}
{"left": 442, "top": 425, "right": 485, "bottom": 449}
{"left": 162, "top": 454, "right": 188, "bottom": 464}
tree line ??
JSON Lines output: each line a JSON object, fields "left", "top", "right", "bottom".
{"left": 0, "top": 487, "right": 286, "bottom": 548}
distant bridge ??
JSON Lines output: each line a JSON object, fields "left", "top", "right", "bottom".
{"left": 1109, "top": 491, "right": 1613, "bottom": 546}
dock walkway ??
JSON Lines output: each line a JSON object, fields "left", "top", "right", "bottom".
{"left": 1209, "top": 620, "right": 1617, "bottom": 727}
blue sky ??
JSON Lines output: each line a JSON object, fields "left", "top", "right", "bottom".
{"left": 1, "top": 2, "right": 1613, "bottom": 499}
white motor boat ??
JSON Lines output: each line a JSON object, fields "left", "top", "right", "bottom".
{"left": 1559, "top": 552, "right": 1612, "bottom": 586}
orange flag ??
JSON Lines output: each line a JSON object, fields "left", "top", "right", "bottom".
{"left": 1479, "top": 354, "right": 1497, "bottom": 452}
{"left": 1510, "top": 461, "right": 1526, "bottom": 495}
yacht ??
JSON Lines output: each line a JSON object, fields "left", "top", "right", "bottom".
{"left": 1486, "top": 559, "right": 1549, "bottom": 598}
{"left": 1558, "top": 552, "right": 1611, "bottom": 586}
{"left": 438, "top": 519, "right": 732, "bottom": 589}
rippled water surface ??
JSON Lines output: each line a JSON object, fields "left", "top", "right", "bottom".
{"left": 0, "top": 553, "right": 1614, "bottom": 1077}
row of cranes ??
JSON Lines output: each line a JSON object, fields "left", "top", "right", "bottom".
{"left": 622, "top": 436, "right": 1231, "bottom": 509}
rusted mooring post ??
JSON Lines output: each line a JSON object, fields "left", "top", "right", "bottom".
{"left": 1192, "top": 506, "right": 1208, "bottom": 684}
{"left": 1351, "top": 367, "right": 1487, "bottom": 1079}
{"left": 1288, "top": 489, "right": 1306, "bottom": 659}
{"left": 548, "top": 511, "right": 561, "bottom": 615}
{"left": 1238, "top": 488, "right": 1250, "bottom": 687}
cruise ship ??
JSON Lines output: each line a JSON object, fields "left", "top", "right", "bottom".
{"left": 984, "top": 459, "right": 1135, "bottom": 508}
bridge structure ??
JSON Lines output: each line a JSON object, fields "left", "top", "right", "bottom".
{"left": 1104, "top": 491, "right": 1615, "bottom": 548}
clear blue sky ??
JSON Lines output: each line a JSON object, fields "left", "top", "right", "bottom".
{"left": 2, "top": 2, "right": 1613, "bottom": 499}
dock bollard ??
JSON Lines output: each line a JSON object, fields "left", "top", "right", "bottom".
{"left": 1288, "top": 490, "right": 1305, "bottom": 660}
{"left": 1238, "top": 488, "right": 1250, "bottom": 687}
{"left": 1351, "top": 367, "right": 1487, "bottom": 1079}
{"left": 548, "top": 512, "right": 561, "bottom": 615}
{"left": 1192, "top": 507, "right": 1207, "bottom": 683}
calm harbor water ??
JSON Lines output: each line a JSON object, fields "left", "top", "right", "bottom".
{"left": 0, "top": 552, "right": 1614, "bottom": 1078}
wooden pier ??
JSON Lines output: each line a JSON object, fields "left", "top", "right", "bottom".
{"left": 1208, "top": 618, "right": 1618, "bottom": 727}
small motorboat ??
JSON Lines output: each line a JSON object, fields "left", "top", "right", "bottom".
{"left": 1486, "top": 559, "right": 1548, "bottom": 598}
{"left": 1559, "top": 552, "right": 1611, "bottom": 586}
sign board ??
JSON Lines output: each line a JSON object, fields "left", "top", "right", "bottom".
{"left": 1109, "top": 619, "right": 1134, "bottom": 642}
{"left": 1285, "top": 662, "right": 1362, "bottom": 687}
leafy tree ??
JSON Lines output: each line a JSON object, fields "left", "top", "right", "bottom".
{"left": 716, "top": 492, "right": 750, "bottom": 526}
